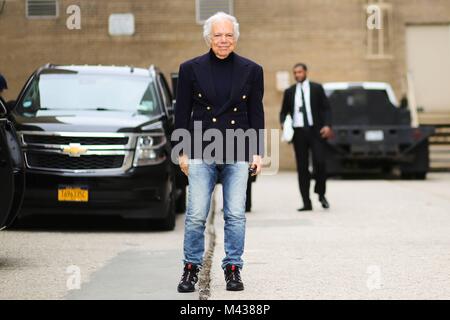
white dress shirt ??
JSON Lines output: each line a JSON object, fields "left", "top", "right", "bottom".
{"left": 293, "top": 79, "right": 314, "bottom": 128}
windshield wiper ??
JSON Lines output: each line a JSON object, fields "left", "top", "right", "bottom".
{"left": 38, "top": 107, "right": 69, "bottom": 110}
{"left": 83, "top": 107, "right": 128, "bottom": 112}
{"left": 36, "top": 107, "right": 128, "bottom": 112}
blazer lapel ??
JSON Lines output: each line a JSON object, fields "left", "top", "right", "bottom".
{"left": 192, "top": 53, "right": 218, "bottom": 106}
{"left": 229, "top": 54, "right": 250, "bottom": 105}
{"left": 290, "top": 85, "right": 296, "bottom": 116}
{"left": 309, "top": 83, "right": 315, "bottom": 111}
{"left": 215, "top": 53, "right": 250, "bottom": 116}
{"left": 309, "top": 83, "right": 317, "bottom": 121}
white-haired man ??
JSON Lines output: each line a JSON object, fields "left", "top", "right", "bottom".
{"left": 174, "top": 12, "right": 265, "bottom": 292}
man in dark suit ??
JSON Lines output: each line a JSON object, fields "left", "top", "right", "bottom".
{"left": 280, "top": 63, "right": 332, "bottom": 212}
{"left": 173, "top": 12, "right": 264, "bottom": 293}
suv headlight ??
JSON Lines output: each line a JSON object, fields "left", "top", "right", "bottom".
{"left": 133, "top": 133, "right": 167, "bottom": 166}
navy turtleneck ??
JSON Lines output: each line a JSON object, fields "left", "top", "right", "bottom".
{"left": 209, "top": 49, "right": 234, "bottom": 107}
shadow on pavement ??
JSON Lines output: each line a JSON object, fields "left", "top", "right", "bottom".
{"left": 8, "top": 215, "right": 175, "bottom": 233}
{"left": 329, "top": 172, "right": 425, "bottom": 180}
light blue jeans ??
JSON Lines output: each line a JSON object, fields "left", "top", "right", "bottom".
{"left": 183, "top": 160, "right": 249, "bottom": 270}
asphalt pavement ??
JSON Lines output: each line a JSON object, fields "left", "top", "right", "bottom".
{"left": 1, "top": 172, "right": 449, "bottom": 300}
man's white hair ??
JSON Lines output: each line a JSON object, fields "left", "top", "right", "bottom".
{"left": 203, "top": 12, "right": 240, "bottom": 46}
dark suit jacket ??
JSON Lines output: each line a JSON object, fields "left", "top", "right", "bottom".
{"left": 279, "top": 81, "right": 332, "bottom": 134}
{"left": 174, "top": 51, "right": 265, "bottom": 161}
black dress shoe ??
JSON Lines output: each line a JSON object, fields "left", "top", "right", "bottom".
{"left": 224, "top": 265, "right": 244, "bottom": 291}
{"left": 177, "top": 263, "right": 200, "bottom": 293}
{"left": 297, "top": 203, "right": 313, "bottom": 212}
{"left": 319, "top": 195, "right": 330, "bottom": 209}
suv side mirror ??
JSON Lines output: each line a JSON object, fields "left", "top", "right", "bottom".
{"left": 5, "top": 100, "right": 16, "bottom": 113}
{"left": 0, "top": 101, "right": 7, "bottom": 117}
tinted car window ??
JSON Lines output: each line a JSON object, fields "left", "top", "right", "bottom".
{"left": 326, "top": 89, "right": 399, "bottom": 126}
{"left": 17, "top": 71, "right": 161, "bottom": 117}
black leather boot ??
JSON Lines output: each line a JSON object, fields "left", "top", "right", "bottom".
{"left": 224, "top": 264, "right": 244, "bottom": 291}
{"left": 177, "top": 263, "right": 200, "bottom": 293}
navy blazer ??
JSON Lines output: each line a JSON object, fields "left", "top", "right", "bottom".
{"left": 174, "top": 51, "right": 265, "bottom": 161}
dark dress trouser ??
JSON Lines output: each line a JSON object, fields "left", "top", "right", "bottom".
{"left": 292, "top": 127, "right": 327, "bottom": 205}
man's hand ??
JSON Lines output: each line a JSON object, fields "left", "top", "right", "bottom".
{"left": 250, "top": 155, "right": 263, "bottom": 176}
{"left": 179, "top": 154, "right": 189, "bottom": 176}
{"left": 320, "top": 126, "right": 332, "bottom": 139}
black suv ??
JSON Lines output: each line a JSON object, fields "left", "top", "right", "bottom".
{"left": 4, "top": 64, "right": 187, "bottom": 230}
{"left": 0, "top": 98, "right": 25, "bottom": 230}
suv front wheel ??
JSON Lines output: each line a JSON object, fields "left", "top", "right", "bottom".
{"left": 157, "top": 175, "right": 176, "bottom": 231}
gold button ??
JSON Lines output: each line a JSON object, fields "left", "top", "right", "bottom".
{"left": 242, "top": 95, "right": 247, "bottom": 100}
{"left": 207, "top": 106, "right": 211, "bottom": 111}
{"left": 198, "top": 93, "right": 202, "bottom": 98}
{"left": 231, "top": 120, "right": 236, "bottom": 125}
{"left": 233, "top": 108, "right": 238, "bottom": 112}
{"left": 212, "top": 118, "right": 217, "bottom": 123}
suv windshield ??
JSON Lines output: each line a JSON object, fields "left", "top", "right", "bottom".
{"left": 17, "top": 70, "right": 161, "bottom": 117}
{"left": 326, "top": 88, "right": 399, "bottom": 126}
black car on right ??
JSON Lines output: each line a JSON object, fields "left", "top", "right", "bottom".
{"left": 323, "top": 82, "right": 434, "bottom": 179}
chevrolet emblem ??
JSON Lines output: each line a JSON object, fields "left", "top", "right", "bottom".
{"left": 63, "top": 143, "right": 88, "bottom": 157}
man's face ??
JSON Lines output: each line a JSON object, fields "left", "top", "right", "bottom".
{"left": 293, "top": 67, "right": 308, "bottom": 83}
{"left": 210, "top": 19, "right": 236, "bottom": 59}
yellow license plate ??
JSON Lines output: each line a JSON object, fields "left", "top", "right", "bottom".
{"left": 58, "top": 187, "right": 89, "bottom": 202}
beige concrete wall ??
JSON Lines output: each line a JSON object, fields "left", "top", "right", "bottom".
{"left": 1, "top": 0, "right": 449, "bottom": 169}
{"left": 406, "top": 25, "right": 450, "bottom": 113}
